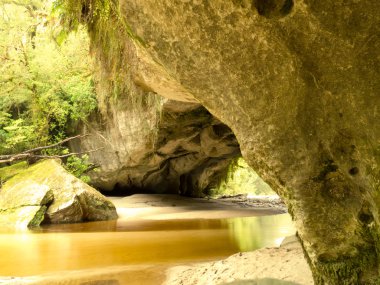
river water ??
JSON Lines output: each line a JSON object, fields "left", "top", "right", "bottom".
{"left": 0, "top": 197, "right": 295, "bottom": 285}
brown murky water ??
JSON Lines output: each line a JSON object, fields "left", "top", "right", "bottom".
{"left": 0, "top": 213, "right": 294, "bottom": 284}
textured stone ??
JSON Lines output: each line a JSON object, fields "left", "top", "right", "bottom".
{"left": 0, "top": 182, "right": 53, "bottom": 228}
{"left": 0, "top": 206, "right": 48, "bottom": 228}
{"left": 72, "top": 100, "right": 240, "bottom": 196}
{"left": 0, "top": 159, "right": 118, "bottom": 227}
{"left": 112, "top": 1, "right": 380, "bottom": 282}
{"left": 60, "top": 0, "right": 380, "bottom": 282}
{"left": 0, "top": 183, "right": 53, "bottom": 209}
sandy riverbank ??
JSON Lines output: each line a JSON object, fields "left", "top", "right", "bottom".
{"left": 164, "top": 235, "right": 313, "bottom": 285}
{"left": 112, "top": 194, "right": 286, "bottom": 220}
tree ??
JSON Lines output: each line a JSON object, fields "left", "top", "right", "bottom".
{"left": 0, "top": 0, "right": 97, "bottom": 155}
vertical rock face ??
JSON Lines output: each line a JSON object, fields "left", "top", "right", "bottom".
{"left": 58, "top": 0, "right": 379, "bottom": 283}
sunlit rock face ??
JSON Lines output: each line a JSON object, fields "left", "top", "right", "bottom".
{"left": 91, "top": 0, "right": 379, "bottom": 282}
{"left": 57, "top": 0, "right": 380, "bottom": 280}
{"left": 73, "top": 97, "right": 240, "bottom": 196}
{"left": 0, "top": 159, "right": 117, "bottom": 228}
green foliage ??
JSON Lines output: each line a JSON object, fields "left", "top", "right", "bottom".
{"left": 52, "top": 0, "right": 126, "bottom": 56}
{"left": 2, "top": 119, "right": 38, "bottom": 152}
{"left": 52, "top": 0, "right": 144, "bottom": 107}
{"left": 64, "top": 154, "right": 94, "bottom": 183}
{"left": 0, "top": 1, "right": 97, "bottom": 155}
{"left": 210, "top": 157, "right": 275, "bottom": 197}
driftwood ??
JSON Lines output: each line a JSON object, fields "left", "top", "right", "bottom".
{"left": 0, "top": 135, "right": 102, "bottom": 164}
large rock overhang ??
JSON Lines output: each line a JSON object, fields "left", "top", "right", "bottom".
{"left": 58, "top": 0, "right": 380, "bottom": 282}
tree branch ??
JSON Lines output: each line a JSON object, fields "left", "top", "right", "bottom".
{"left": 0, "top": 134, "right": 93, "bottom": 164}
{"left": 21, "top": 134, "right": 88, "bottom": 154}
{"left": 0, "top": 147, "right": 103, "bottom": 164}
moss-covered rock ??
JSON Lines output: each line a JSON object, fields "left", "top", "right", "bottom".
{"left": 0, "top": 161, "right": 28, "bottom": 185}
{"left": 0, "top": 182, "right": 53, "bottom": 228}
{"left": 0, "top": 159, "right": 117, "bottom": 228}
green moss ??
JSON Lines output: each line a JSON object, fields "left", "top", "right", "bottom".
{"left": 0, "top": 206, "right": 48, "bottom": 228}
{"left": 28, "top": 205, "right": 47, "bottom": 227}
{"left": 298, "top": 221, "right": 380, "bottom": 285}
{"left": 52, "top": 0, "right": 165, "bottom": 139}
{"left": 53, "top": 0, "right": 143, "bottom": 67}
{"left": 0, "top": 161, "right": 28, "bottom": 185}
{"left": 3, "top": 160, "right": 60, "bottom": 190}
{"left": 311, "top": 248, "right": 378, "bottom": 285}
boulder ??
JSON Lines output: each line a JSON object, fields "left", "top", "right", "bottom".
{"left": 0, "top": 159, "right": 117, "bottom": 228}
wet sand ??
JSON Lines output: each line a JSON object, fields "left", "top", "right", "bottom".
{"left": 112, "top": 194, "right": 284, "bottom": 220}
{"left": 1, "top": 265, "right": 168, "bottom": 285}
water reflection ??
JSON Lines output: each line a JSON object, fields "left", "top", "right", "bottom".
{"left": 80, "top": 280, "right": 119, "bottom": 285}
{"left": 221, "top": 278, "right": 302, "bottom": 285}
{"left": 0, "top": 214, "right": 295, "bottom": 278}
{"left": 224, "top": 214, "right": 295, "bottom": 251}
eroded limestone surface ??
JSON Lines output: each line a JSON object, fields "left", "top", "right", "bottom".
{"left": 57, "top": 0, "right": 379, "bottom": 282}
{"left": 115, "top": 1, "right": 380, "bottom": 283}
{"left": 72, "top": 99, "right": 240, "bottom": 197}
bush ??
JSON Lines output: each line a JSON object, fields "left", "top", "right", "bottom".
{"left": 0, "top": 1, "right": 96, "bottom": 155}
{"left": 210, "top": 157, "right": 275, "bottom": 197}
{"left": 64, "top": 154, "right": 94, "bottom": 183}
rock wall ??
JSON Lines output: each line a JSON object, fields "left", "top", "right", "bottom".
{"left": 59, "top": 0, "right": 380, "bottom": 282}
{"left": 65, "top": 14, "right": 243, "bottom": 196}
{"left": 72, "top": 97, "right": 240, "bottom": 196}
{"left": 112, "top": 1, "right": 380, "bottom": 282}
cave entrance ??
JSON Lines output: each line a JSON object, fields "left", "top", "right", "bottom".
{"left": 93, "top": 102, "right": 277, "bottom": 202}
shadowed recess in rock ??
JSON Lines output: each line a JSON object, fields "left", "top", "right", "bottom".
{"left": 73, "top": 102, "right": 243, "bottom": 197}
{"left": 253, "top": 0, "right": 294, "bottom": 18}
